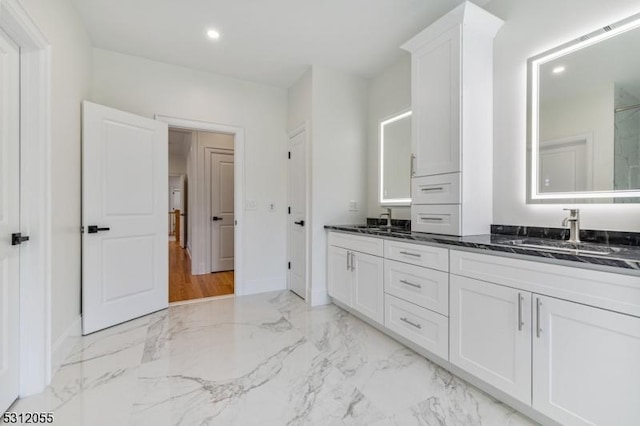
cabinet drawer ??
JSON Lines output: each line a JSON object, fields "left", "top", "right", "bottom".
{"left": 412, "top": 173, "right": 461, "bottom": 204}
{"left": 384, "top": 239, "right": 449, "bottom": 271}
{"left": 411, "top": 204, "right": 461, "bottom": 235}
{"left": 450, "top": 250, "right": 640, "bottom": 318}
{"left": 385, "top": 294, "right": 449, "bottom": 359}
{"left": 384, "top": 259, "right": 449, "bottom": 315}
{"left": 328, "top": 232, "right": 383, "bottom": 257}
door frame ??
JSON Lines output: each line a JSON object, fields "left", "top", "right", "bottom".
{"left": 1, "top": 0, "right": 53, "bottom": 395}
{"left": 156, "top": 115, "right": 245, "bottom": 295}
{"left": 286, "top": 122, "right": 310, "bottom": 300}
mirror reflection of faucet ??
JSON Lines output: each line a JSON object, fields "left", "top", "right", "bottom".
{"left": 562, "top": 208, "right": 581, "bottom": 243}
{"left": 379, "top": 207, "right": 392, "bottom": 227}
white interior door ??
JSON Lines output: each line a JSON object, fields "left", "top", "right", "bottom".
{"left": 210, "top": 151, "right": 234, "bottom": 272}
{"left": 288, "top": 128, "right": 307, "bottom": 299}
{"left": 82, "top": 101, "right": 168, "bottom": 335}
{"left": 0, "top": 28, "right": 20, "bottom": 414}
{"left": 539, "top": 138, "right": 588, "bottom": 193}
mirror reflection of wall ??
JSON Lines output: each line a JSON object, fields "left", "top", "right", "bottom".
{"left": 380, "top": 111, "right": 411, "bottom": 205}
{"left": 531, "top": 15, "right": 640, "bottom": 201}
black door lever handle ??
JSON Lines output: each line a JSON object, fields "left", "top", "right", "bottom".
{"left": 11, "top": 233, "right": 30, "bottom": 246}
{"left": 88, "top": 225, "right": 111, "bottom": 234}
{"left": 212, "top": 216, "right": 223, "bottom": 221}
{"left": 294, "top": 220, "right": 305, "bottom": 227}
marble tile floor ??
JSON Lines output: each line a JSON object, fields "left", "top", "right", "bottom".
{"left": 5, "top": 291, "right": 537, "bottom": 426}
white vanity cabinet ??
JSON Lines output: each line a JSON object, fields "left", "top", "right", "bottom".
{"left": 450, "top": 275, "right": 532, "bottom": 405}
{"left": 450, "top": 249, "right": 640, "bottom": 425}
{"left": 402, "top": 2, "right": 503, "bottom": 236}
{"left": 327, "top": 233, "right": 384, "bottom": 324}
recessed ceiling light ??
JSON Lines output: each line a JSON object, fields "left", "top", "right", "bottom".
{"left": 552, "top": 66, "right": 566, "bottom": 74}
{"left": 207, "top": 29, "right": 220, "bottom": 40}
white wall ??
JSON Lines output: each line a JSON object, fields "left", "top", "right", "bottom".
{"left": 487, "top": 0, "right": 640, "bottom": 231}
{"left": 287, "top": 68, "right": 312, "bottom": 131}
{"left": 92, "top": 48, "right": 288, "bottom": 293}
{"left": 310, "top": 66, "right": 368, "bottom": 304}
{"left": 169, "top": 153, "right": 187, "bottom": 175}
{"left": 366, "top": 54, "right": 412, "bottom": 220}
{"left": 20, "top": 0, "right": 92, "bottom": 348}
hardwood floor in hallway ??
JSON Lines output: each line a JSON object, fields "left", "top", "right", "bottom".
{"left": 169, "top": 241, "right": 234, "bottom": 302}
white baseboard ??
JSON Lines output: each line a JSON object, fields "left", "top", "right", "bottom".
{"left": 51, "top": 315, "right": 81, "bottom": 375}
{"left": 238, "top": 276, "right": 286, "bottom": 296}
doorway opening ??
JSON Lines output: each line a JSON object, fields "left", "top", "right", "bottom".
{"left": 167, "top": 127, "right": 236, "bottom": 303}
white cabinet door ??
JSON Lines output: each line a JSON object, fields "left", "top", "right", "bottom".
{"left": 327, "top": 246, "right": 351, "bottom": 306}
{"left": 351, "top": 251, "right": 384, "bottom": 324}
{"left": 411, "top": 25, "right": 461, "bottom": 177}
{"left": 450, "top": 275, "right": 532, "bottom": 405}
{"left": 533, "top": 296, "right": 640, "bottom": 426}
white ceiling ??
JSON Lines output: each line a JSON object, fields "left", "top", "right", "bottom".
{"left": 71, "top": 0, "right": 490, "bottom": 88}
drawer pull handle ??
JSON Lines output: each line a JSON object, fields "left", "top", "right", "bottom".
{"left": 399, "top": 251, "right": 421, "bottom": 257}
{"left": 400, "top": 317, "right": 422, "bottom": 329}
{"left": 420, "top": 187, "right": 444, "bottom": 192}
{"left": 420, "top": 217, "right": 443, "bottom": 222}
{"left": 400, "top": 279, "right": 422, "bottom": 289}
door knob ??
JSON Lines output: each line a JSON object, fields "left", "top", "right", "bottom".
{"left": 294, "top": 220, "right": 305, "bottom": 227}
{"left": 212, "top": 216, "right": 223, "bottom": 221}
{"left": 87, "top": 225, "right": 110, "bottom": 234}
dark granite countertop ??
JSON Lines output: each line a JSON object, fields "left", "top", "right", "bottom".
{"left": 325, "top": 224, "right": 640, "bottom": 274}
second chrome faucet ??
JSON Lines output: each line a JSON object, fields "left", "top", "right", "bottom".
{"left": 562, "top": 208, "right": 581, "bottom": 243}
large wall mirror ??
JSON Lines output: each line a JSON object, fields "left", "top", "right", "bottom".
{"left": 380, "top": 110, "right": 411, "bottom": 205}
{"left": 527, "top": 12, "right": 640, "bottom": 203}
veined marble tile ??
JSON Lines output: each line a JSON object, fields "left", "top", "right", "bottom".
{"left": 7, "top": 291, "right": 539, "bottom": 426}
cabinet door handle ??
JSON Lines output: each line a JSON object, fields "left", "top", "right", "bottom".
{"left": 346, "top": 251, "right": 351, "bottom": 271}
{"left": 410, "top": 154, "right": 416, "bottom": 177}
{"left": 420, "top": 187, "right": 444, "bottom": 192}
{"left": 400, "top": 317, "right": 422, "bottom": 329}
{"left": 351, "top": 253, "right": 355, "bottom": 271}
{"left": 400, "top": 279, "right": 422, "bottom": 289}
{"left": 517, "top": 293, "right": 524, "bottom": 331}
{"left": 536, "top": 298, "right": 542, "bottom": 338}
{"left": 399, "top": 251, "right": 421, "bottom": 257}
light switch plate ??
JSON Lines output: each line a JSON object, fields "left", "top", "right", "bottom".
{"left": 349, "top": 200, "right": 359, "bottom": 211}
{"left": 246, "top": 200, "right": 257, "bottom": 211}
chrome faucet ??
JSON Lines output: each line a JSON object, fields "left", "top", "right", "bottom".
{"left": 562, "top": 209, "right": 581, "bottom": 243}
{"left": 379, "top": 207, "right": 392, "bottom": 227}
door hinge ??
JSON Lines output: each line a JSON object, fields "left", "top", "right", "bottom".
{"left": 288, "top": 262, "right": 291, "bottom": 270}
{"left": 288, "top": 151, "right": 291, "bottom": 159}
{"left": 288, "top": 206, "right": 291, "bottom": 214}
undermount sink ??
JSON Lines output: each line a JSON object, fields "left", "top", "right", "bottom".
{"left": 503, "top": 238, "right": 621, "bottom": 256}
